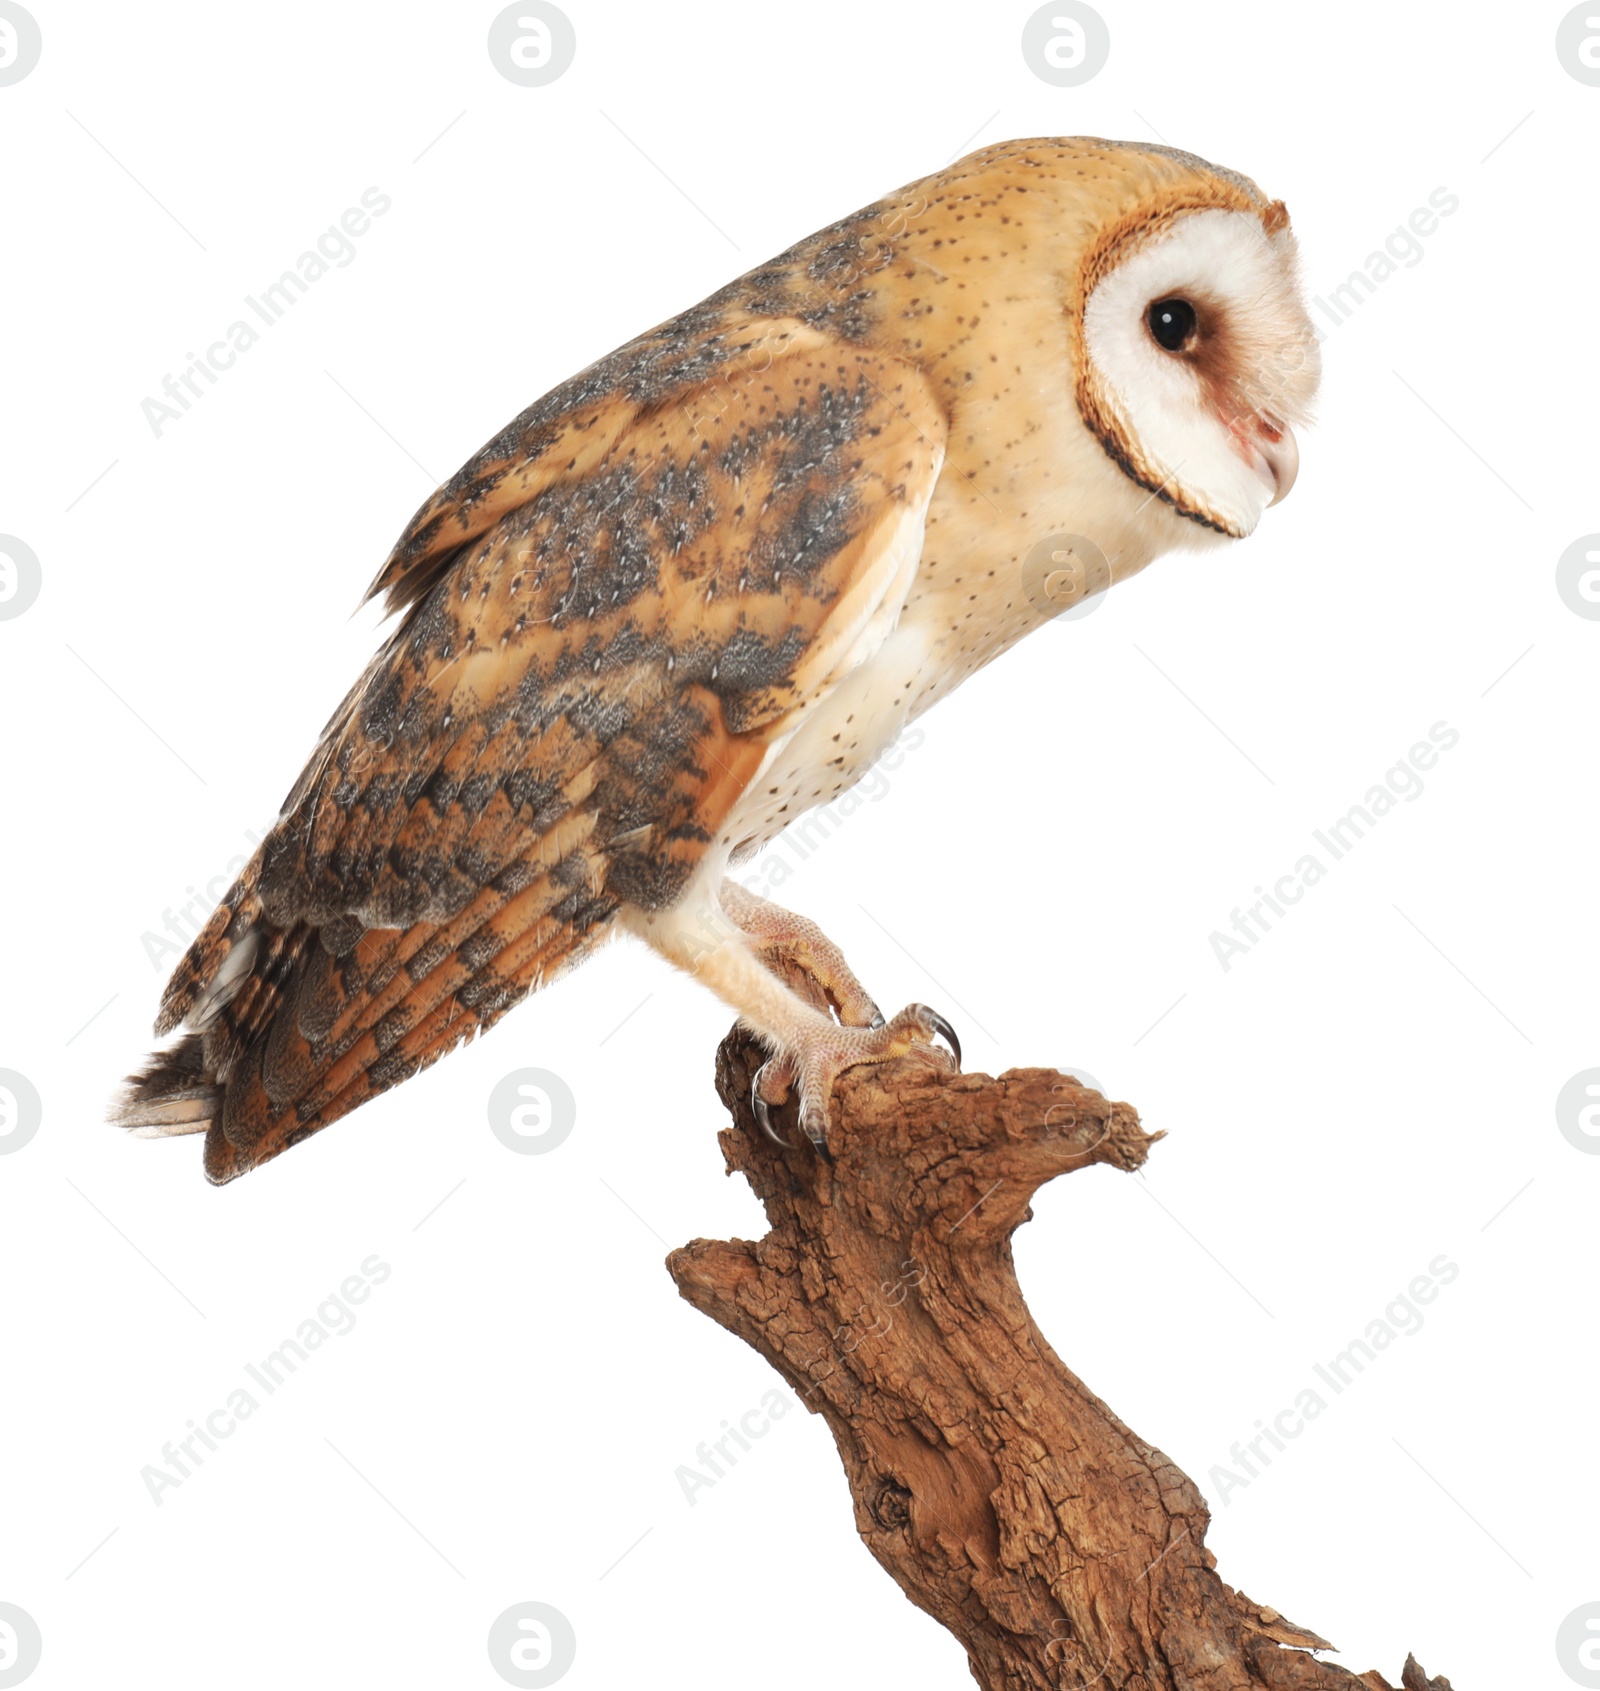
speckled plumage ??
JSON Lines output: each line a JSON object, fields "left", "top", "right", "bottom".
{"left": 118, "top": 136, "right": 1318, "bottom": 1180}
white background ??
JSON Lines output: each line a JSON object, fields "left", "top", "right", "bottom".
{"left": 1, "top": 2, "right": 1594, "bottom": 1687}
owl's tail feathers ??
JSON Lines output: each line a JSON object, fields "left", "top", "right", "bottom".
{"left": 114, "top": 827, "right": 620, "bottom": 1183}
{"left": 111, "top": 846, "right": 304, "bottom": 1174}
{"left": 111, "top": 858, "right": 271, "bottom": 1147}
{"left": 112, "top": 1034, "right": 219, "bottom": 1137}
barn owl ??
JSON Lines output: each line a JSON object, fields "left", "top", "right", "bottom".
{"left": 117, "top": 136, "right": 1319, "bottom": 1181}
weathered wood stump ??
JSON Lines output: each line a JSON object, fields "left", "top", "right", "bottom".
{"left": 667, "top": 1027, "right": 1455, "bottom": 1691}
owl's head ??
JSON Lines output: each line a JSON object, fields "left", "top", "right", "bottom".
{"left": 886, "top": 138, "right": 1320, "bottom": 547}
{"left": 1067, "top": 144, "right": 1321, "bottom": 540}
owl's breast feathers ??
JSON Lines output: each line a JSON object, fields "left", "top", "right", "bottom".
{"left": 119, "top": 301, "right": 946, "bottom": 1181}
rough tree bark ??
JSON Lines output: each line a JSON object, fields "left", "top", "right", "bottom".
{"left": 667, "top": 1027, "right": 1456, "bottom": 1691}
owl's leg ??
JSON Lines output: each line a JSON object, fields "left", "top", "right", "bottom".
{"left": 717, "top": 880, "right": 885, "bottom": 1030}
{"left": 716, "top": 880, "right": 889, "bottom": 1147}
{"left": 627, "top": 890, "right": 959, "bottom": 1150}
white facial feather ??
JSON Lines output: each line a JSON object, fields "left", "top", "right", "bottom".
{"left": 1084, "top": 209, "right": 1320, "bottom": 537}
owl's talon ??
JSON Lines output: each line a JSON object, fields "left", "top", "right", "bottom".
{"left": 869, "top": 1008, "right": 886, "bottom": 1029}
{"left": 798, "top": 1101, "right": 833, "bottom": 1159}
{"left": 916, "top": 1004, "right": 961, "bottom": 1070}
{"left": 748, "top": 1005, "right": 960, "bottom": 1158}
{"left": 752, "top": 1060, "right": 794, "bottom": 1147}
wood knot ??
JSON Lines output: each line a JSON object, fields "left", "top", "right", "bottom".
{"left": 871, "top": 1478, "right": 913, "bottom": 1530}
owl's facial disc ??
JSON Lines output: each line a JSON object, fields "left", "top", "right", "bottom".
{"left": 1080, "top": 207, "right": 1321, "bottom": 538}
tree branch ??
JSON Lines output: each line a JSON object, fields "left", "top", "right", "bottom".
{"left": 667, "top": 1027, "right": 1456, "bottom": 1691}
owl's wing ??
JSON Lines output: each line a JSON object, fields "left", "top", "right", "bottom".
{"left": 116, "top": 319, "right": 946, "bottom": 1182}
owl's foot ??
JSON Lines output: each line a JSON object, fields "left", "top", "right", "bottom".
{"left": 630, "top": 890, "right": 961, "bottom": 1154}
{"left": 752, "top": 1003, "right": 961, "bottom": 1151}
{"left": 719, "top": 880, "right": 883, "bottom": 1029}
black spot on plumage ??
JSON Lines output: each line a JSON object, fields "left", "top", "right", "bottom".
{"left": 373, "top": 1007, "right": 412, "bottom": 1055}
{"left": 367, "top": 1052, "right": 421, "bottom": 1092}
{"left": 453, "top": 845, "right": 496, "bottom": 887}
{"left": 406, "top": 936, "right": 450, "bottom": 982}
{"left": 502, "top": 769, "right": 560, "bottom": 816}
{"left": 491, "top": 860, "right": 539, "bottom": 896}
{"left": 424, "top": 770, "right": 460, "bottom": 810}
{"left": 319, "top": 915, "right": 363, "bottom": 956}
{"left": 457, "top": 772, "right": 498, "bottom": 816}
{"left": 528, "top": 796, "right": 572, "bottom": 834}
{"left": 565, "top": 687, "right": 637, "bottom": 745}
{"left": 713, "top": 626, "right": 809, "bottom": 692}
{"left": 457, "top": 974, "right": 506, "bottom": 1012}
{"left": 550, "top": 852, "right": 593, "bottom": 891}
{"left": 456, "top": 932, "right": 502, "bottom": 973}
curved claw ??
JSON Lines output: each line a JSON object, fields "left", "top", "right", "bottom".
{"left": 751, "top": 1061, "right": 794, "bottom": 1148}
{"left": 920, "top": 1005, "right": 962, "bottom": 1070}
{"left": 869, "top": 1007, "right": 886, "bottom": 1029}
{"left": 798, "top": 1101, "right": 833, "bottom": 1160}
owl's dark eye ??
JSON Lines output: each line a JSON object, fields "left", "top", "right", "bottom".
{"left": 1148, "top": 298, "right": 1198, "bottom": 352}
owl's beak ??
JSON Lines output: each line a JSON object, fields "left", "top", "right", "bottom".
{"left": 1254, "top": 415, "right": 1299, "bottom": 506}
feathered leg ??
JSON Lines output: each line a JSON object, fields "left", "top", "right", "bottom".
{"left": 627, "top": 884, "right": 958, "bottom": 1150}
